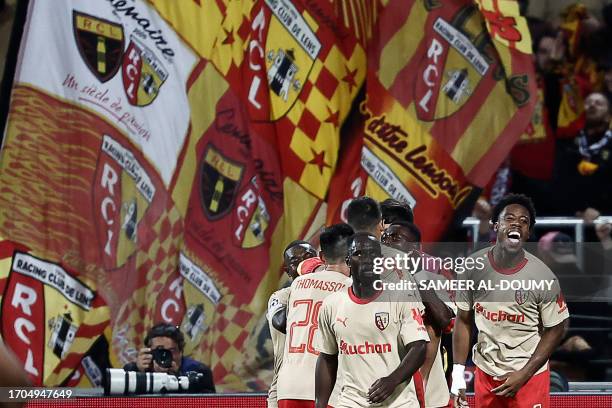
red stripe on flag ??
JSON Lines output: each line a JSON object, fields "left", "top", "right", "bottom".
{"left": 368, "top": 0, "right": 416, "bottom": 74}
{"left": 467, "top": 106, "right": 534, "bottom": 185}
{"left": 428, "top": 75, "right": 498, "bottom": 151}
{"left": 186, "top": 59, "right": 207, "bottom": 91}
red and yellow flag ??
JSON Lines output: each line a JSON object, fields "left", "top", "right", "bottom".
{"left": 328, "top": 0, "right": 536, "bottom": 240}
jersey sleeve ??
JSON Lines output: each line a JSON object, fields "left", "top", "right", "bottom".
{"left": 455, "top": 286, "right": 472, "bottom": 311}
{"left": 399, "top": 302, "right": 430, "bottom": 345}
{"left": 315, "top": 299, "right": 338, "bottom": 355}
{"left": 267, "top": 289, "right": 289, "bottom": 322}
{"left": 539, "top": 279, "right": 570, "bottom": 327}
{"left": 454, "top": 263, "right": 473, "bottom": 311}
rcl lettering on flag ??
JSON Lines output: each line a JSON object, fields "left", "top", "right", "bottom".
{"left": 1, "top": 249, "right": 109, "bottom": 386}
{"left": 328, "top": 0, "right": 536, "bottom": 240}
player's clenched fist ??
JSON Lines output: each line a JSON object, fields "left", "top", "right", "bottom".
{"left": 136, "top": 347, "right": 152, "bottom": 372}
{"left": 367, "top": 375, "right": 400, "bottom": 404}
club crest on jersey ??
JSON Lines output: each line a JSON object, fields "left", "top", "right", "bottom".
{"left": 414, "top": 7, "right": 496, "bottom": 121}
{"left": 515, "top": 289, "right": 529, "bottom": 305}
{"left": 73, "top": 11, "right": 124, "bottom": 83}
{"left": 48, "top": 313, "right": 78, "bottom": 359}
{"left": 261, "top": 0, "right": 321, "bottom": 120}
{"left": 200, "top": 145, "right": 244, "bottom": 220}
{"left": 122, "top": 35, "right": 168, "bottom": 106}
{"left": 375, "top": 312, "right": 389, "bottom": 331}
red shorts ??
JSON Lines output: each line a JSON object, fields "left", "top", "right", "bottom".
{"left": 278, "top": 400, "right": 332, "bottom": 408}
{"left": 475, "top": 366, "right": 550, "bottom": 408}
{"left": 413, "top": 370, "right": 425, "bottom": 408}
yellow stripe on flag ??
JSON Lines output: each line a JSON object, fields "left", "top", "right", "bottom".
{"left": 378, "top": 0, "right": 424, "bottom": 90}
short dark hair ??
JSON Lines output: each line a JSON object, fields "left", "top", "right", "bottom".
{"left": 389, "top": 221, "right": 422, "bottom": 243}
{"left": 346, "top": 197, "right": 381, "bottom": 232}
{"left": 347, "top": 232, "right": 379, "bottom": 252}
{"left": 284, "top": 240, "right": 312, "bottom": 256}
{"left": 491, "top": 193, "right": 536, "bottom": 229}
{"left": 144, "top": 323, "right": 185, "bottom": 352}
{"left": 320, "top": 223, "right": 354, "bottom": 263}
{"left": 380, "top": 199, "right": 414, "bottom": 224}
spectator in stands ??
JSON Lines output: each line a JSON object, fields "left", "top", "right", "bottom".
{"left": 539, "top": 230, "right": 612, "bottom": 381}
{"left": 553, "top": 92, "right": 612, "bottom": 215}
{"left": 508, "top": 29, "right": 563, "bottom": 215}
{"left": 124, "top": 323, "right": 215, "bottom": 392}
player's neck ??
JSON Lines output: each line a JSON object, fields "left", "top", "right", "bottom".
{"left": 492, "top": 245, "right": 524, "bottom": 269}
{"left": 323, "top": 263, "right": 350, "bottom": 276}
{"left": 352, "top": 280, "right": 379, "bottom": 300}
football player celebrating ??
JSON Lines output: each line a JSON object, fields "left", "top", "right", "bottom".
{"left": 451, "top": 194, "right": 569, "bottom": 408}
{"left": 268, "top": 241, "right": 318, "bottom": 408}
{"left": 277, "top": 224, "right": 354, "bottom": 408}
{"left": 315, "top": 233, "right": 429, "bottom": 408}
{"left": 382, "top": 221, "right": 455, "bottom": 408}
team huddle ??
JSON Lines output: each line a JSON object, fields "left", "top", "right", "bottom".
{"left": 267, "top": 195, "right": 570, "bottom": 408}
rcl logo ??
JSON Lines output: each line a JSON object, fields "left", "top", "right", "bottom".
{"left": 99, "top": 163, "right": 120, "bottom": 261}
{"left": 158, "top": 276, "right": 185, "bottom": 323}
{"left": 417, "top": 38, "right": 445, "bottom": 118}
{"left": 246, "top": 7, "right": 270, "bottom": 119}
{"left": 233, "top": 177, "right": 269, "bottom": 248}
{"left": 7, "top": 282, "right": 42, "bottom": 379}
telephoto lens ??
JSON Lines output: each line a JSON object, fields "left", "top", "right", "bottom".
{"left": 103, "top": 368, "right": 207, "bottom": 395}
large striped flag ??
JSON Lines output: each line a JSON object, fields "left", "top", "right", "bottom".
{"left": 0, "top": 0, "right": 370, "bottom": 390}
{"left": 0, "top": 238, "right": 110, "bottom": 386}
{"left": 147, "top": 0, "right": 370, "bottom": 387}
{"left": 328, "top": 0, "right": 537, "bottom": 240}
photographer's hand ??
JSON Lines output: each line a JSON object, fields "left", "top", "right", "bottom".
{"left": 136, "top": 348, "right": 153, "bottom": 372}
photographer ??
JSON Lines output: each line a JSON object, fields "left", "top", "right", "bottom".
{"left": 123, "top": 323, "right": 215, "bottom": 393}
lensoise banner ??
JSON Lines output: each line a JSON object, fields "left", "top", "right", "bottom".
{"left": 0, "top": 0, "right": 369, "bottom": 390}
{"left": 327, "top": 0, "right": 537, "bottom": 241}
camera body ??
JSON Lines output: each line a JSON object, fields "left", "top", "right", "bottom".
{"left": 104, "top": 368, "right": 207, "bottom": 395}
{"left": 151, "top": 348, "right": 173, "bottom": 368}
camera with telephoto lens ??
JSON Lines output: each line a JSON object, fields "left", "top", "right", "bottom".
{"left": 103, "top": 368, "right": 207, "bottom": 395}
{"left": 151, "top": 348, "right": 173, "bottom": 368}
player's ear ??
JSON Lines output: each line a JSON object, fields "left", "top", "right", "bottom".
{"left": 493, "top": 221, "right": 499, "bottom": 232}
